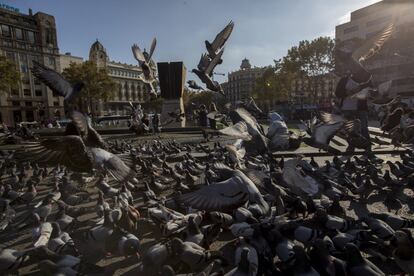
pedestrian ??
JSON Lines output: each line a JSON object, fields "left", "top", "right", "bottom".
{"left": 152, "top": 113, "right": 160, "bottom": 134}
{"left": 142, "top": 113, "right": 150, "bottom": 132}
{"left": 197, "top": 105, "right": 208, "bottom": 128}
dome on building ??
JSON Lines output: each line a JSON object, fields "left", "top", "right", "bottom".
{"left": 90, "top": 40, "right": 106, "bottom": 54}
{"left": 89, "top": 39, "right": 109, "bottom": 68}
{"left": 240, "top": 58, "right": 251, "bottom": 70}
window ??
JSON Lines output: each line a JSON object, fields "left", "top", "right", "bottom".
{"left": 26, "top": 101, "right": 32, "bottom": 107}
{"left": 46, "top": 28, "right": 54, "bottom": 45}
{"left": 35, "top": 89, "right": 42, "bottom": 97}
{"left": 2, "top": 39, "right": 12, "bottom": 47}
{"left": 27, "top": 31, "right": 35, "bottom": 43}
{"left": 20, "top": 64, "right": 28, "bottom": 73}
{"left": 1, "top": 25, "right": 11, "bottom": 37}
{"left": 26, "top": 110, "right": 34, "bottom": 122}
{"left": 344, "top": 25, "right": 359, "bottom": 34}
{"left": 48, "top": 57, "right": 55, "bottom": 66}
{"left": 12, "top": 101, "right": 20, "bottom": 106}
{"left": 23, "top": 89, "right": 31, "bottom": 96}
{"left": 17, "top": 42, "right": 26, "bottom": 49}
{"left": 53, "top": 101, "right": 59, "bottom": 107}
{"left": 15, "top": 28, "right": 23, "bottom": 40}
{"left": 30, "top": 55, "right": 39, "bottom": 67}
{"left": 11, "top": 88, "right": 19, "bottom": 96}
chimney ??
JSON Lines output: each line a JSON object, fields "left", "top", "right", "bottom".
{"left": 28, "top": 8, "right": 33, "bottom": 16}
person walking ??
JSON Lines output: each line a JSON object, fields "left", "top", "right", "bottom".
{"left": 196, "top": 105, "right": 207, "bottom": 127}
{"left": 152, "top": 113, "right": 160, "bottom": 134}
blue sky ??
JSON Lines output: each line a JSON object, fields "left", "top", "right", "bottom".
{"left": 4, "top": 0, "right": 380, "bottom": 82}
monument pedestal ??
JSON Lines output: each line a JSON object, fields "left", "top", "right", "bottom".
{"left": 161, "top": 98, "right": 186, "bottom": 128}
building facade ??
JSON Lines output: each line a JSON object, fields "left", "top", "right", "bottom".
{"left": 335, "top": 0, "right": 414, "bottom": 100}
{"left": 289, "top": 73, "right": 337, "bottom": 110}
{"left": 59, "top": 52, "right": 83, "bottom": 70}
{"left": 224, "top": 58, "right": 267, "bottom": 103}
{"left": 88, "top": 40, "right": 154, "bottom": 116}
{"left": 0, "top": 7, "right": 63, "bottom": 126}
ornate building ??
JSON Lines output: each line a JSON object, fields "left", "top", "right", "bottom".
{"left": 289, "top": 73, "right": 338, "bottom": 110}
{"left": 0, "top": 7, "right": 63, "bottom": 126}
{"left": 88, "top": 40, "right": 155, "bottom": 116}
{"left": 224, "top": 58, "right": 267, "bottom": 103}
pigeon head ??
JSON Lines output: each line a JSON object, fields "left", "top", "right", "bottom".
{"left": 124, "top": 238, "right": 141, "bottom": 256}
{"left": 187, "top": 216, "right": 201, "bottom": 234}
{"left": 288, "top": 134, "right": 302, "bottom": 150}
{"left": 161, "top": 265, "right": 175, "bottom": 276}
{"left": 32, "top": 213, "right": 41, "bottom": 226}
{"left": 50, "top": 222, "right": 61, "bottom": 238}
{"left": 235, "top": 247, "right": 251, "bottom": 272}
{"left": 392, "top": 229, "right": 414, "bottom": 248}
{"left": 171, "top": 237, "right": 184, "bottom": 255}
{"left": 312, "top": 238, "right": 330, "bottom": 255}
{"left": 322, "top": 236, "right": 336, "bottom": 254}
{"left": 293, "top": 245, "right": 309, "bottom": 263}
{"left": 344, "top": 243, "right": 364, "bottom": 265}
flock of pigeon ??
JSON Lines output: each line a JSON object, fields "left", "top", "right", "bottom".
{"left": 1, "top": 110, "right": 414, "bottom": 275}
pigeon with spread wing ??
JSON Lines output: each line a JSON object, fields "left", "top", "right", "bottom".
{"left": 131, "top": 38, "right": 157, "bottom": 98}
{"left": 31, "top": 61, "right": 84, "bottom": 105}
{"left": 16, "top": 112, "right": 136, "bottom": 182}
{"left": 205, "top": 20, "right": 234, "bottom": 63}
{"left": 227, "top": 108, "right": 268, "bottom": 155}
{"left": 187, "top": 80, "right": 203, "bottom": 90}
{"left": 178, "top": 163, "right": 269, "bottom": 215}
{"left": 302, "top": 112, "right": 346, "bottom": 154}
{"left": 336, "top": 22, "right": 394, "bottom": 83}
{"left": 192, "top": 50, "right": 225, "bottom": 95}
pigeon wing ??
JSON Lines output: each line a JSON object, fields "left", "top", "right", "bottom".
{"left": 212, "top": 162, "right": 236, "bottom": 180}
{"left": 131, "top": 44, "right": 146, "bottom": 66}
{"left": 314, "top": 122, "right": 343, "bottom": 145}
{"left": 205, "top": 48, "right": 224, "bottom": 76}
{"left": 86, "top": 127, "right": 107, "bottom": 149}
{"left": 102, "top": 153, "right": 136, "bottom": 182}
{"left": 219, "top": 121, "right": 252, "bottom": 141}
{"left": 210, "top": 21, "right": 234, "bottom": 52}
{"left": 178, "top": 177, "right": 248, "bottom": 211}
{"left": 31, "top": 61, "right": 74, "bottom": 101}
{"left": 197, "top": 53, "right": 210, "bottom": 72}
{"left": 147, "top": 37, "right": 157, "bottom": 61}
{"left": 319, "top": 112, "right": 346, "bottom": 125}
{"left": 343, "top": 120, "right": 362, "bottom": 134}
{"left": 352, "top": 22, "right": 394, "bottom": 63}
{"left": 15, "top": 136, "right": 93, "bottom": 172}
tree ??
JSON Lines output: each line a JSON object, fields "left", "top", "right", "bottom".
{"left": 62, "top": 61, "right": 118, "bottom": 114}
{"left": 281, "top": 36, "right": 335, "bottom": 104}
{"left": 252, "top": 61, "right": 291, "bottom": 111}
{"left": 0, "top": 55, "right": 20, "bottom": 95}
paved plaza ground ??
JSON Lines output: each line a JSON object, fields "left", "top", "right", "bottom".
{"left": 0, "top": 131, "right": 412, "bottom": 275}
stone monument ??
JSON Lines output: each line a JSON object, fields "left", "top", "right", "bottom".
{"left": 157, "top": 62, "right": 186, "bottom": 127}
